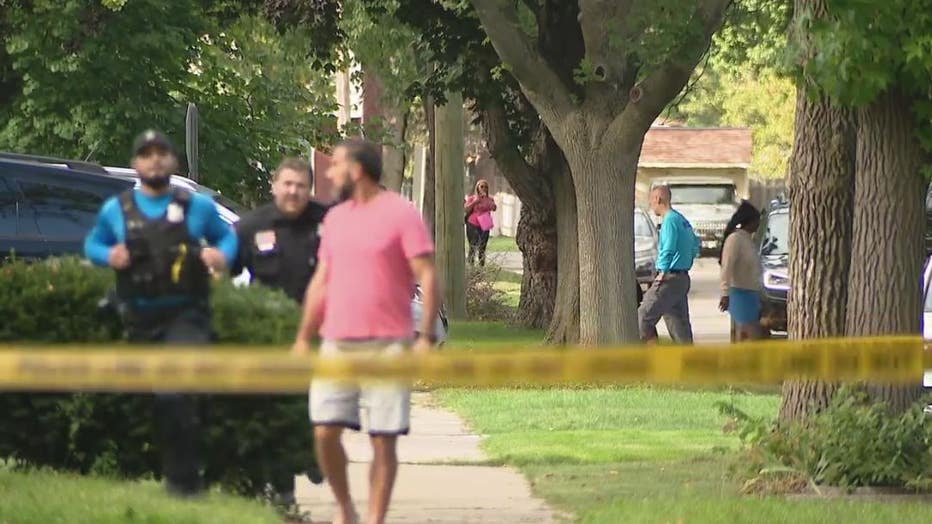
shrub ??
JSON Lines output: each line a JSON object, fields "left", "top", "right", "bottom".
{"left": 719, "top": 388, "right": 932, "bottom": 492}
{"left": 465, "top": 263, "right": 514, "bottom": 321}
{"left": 0, "top": 257, "right": 313, "bottom": 497}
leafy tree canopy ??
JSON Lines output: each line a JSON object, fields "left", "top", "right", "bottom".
{"left": 0, "top": 0, "right": 338, "bottom": 205}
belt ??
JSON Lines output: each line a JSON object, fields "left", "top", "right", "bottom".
{"left": 667, "top": 269, "right": 689, "bottom": 274}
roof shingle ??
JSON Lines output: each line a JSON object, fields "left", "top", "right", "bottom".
{"left": 640, "top": 127, "right": 752, "bottom": 167}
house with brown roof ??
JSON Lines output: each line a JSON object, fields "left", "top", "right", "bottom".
{"left": 635, "top": 126, "right": 753, "bottom": 205}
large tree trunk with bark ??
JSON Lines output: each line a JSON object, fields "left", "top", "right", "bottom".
{"left": 564, "top": 131, "right": 640, "bottom": 344}
{"left": 380, "top": 105, "right": 408, "bottom": 192}
{"left": 779, "top": 87, "right": 857, "bottom": 422}
{"left": 547, "top": 159, "right": 580, "bottom": 344}
{"left": 845, "top": 90, "right": 926, "bottom": 413}
{"left": 362, "top": 69, "right": 406, "bottom": 192}
{"left": 515, "top": 198, "right": 557, "bottom": 328}
{"left": 480, "top": 102, "right": 561, "bottom": 329}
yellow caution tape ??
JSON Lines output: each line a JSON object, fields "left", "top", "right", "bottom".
{"left": 0, "top": 337, "right": 928, "bottom": 393}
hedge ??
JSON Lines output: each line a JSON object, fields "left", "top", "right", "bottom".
{"left": 0, "top": 257, "right": 314, "bottom": 496}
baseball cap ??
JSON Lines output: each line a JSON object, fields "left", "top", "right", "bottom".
{"left": 132, "top": 130, "right": 177, "bottom": 157}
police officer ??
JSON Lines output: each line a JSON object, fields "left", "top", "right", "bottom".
{"left": 233, "top": 157, "right": 328, "bottom": 500}
{"left": 84, "top": 130, "right": 238, "bottom": 497}
{"left": 235, "top": 157, "right": 328, "bottom": 301}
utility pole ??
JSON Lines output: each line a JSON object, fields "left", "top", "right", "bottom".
{"left": 434, "top": 92, "right": 467, "bottom": 319}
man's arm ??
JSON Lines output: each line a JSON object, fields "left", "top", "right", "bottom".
{"left": 410, "top": 254, "right": 439, "bottom": 339}
{"left": 294, "top": 260, "right": 329, "bottom": 348}
{"left": 200, "top": 199, "right": 239, "bottom": 269}
{"left": 84, "top": 200, "right": 120, "bottom": 267}
{"left": 655, "top": 214, "right": 679, "bottom": 274}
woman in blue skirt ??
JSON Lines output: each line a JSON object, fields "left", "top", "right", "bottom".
{"left": 718, "top": 201, "right": 763, "bottom": 341}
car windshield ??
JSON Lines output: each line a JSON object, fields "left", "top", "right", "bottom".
{"left": 634, "top": 212, "right": 654, "bottom": 237}
{"left": 762, "top": 211, "right": 789, "bottom": 256}
{"left": 669, "top": 184, "right": 736, "bottom": 205}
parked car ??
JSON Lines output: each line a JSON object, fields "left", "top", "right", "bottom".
{"left": 0, "top": 153, "right": 242, "bottom": 260}
{"left": 634, "top": 207, "right": 659, "bottom": 285}
{"left": 925, "top": 184, "right": 932, "bottom": 254}
{"left": 757, "top": 197, "right": 932, "bottom": 341}
{"left": 922, "top": 256, "right": 932, "bottom": 388}
{"left": 0, "top": 153, "right": 449, "bottom": 341}
{"left": 756, "top": 199, "right": 790, "bottom": 336}
{"left": 650, "top": 178, "right": 740, "bottom": 254}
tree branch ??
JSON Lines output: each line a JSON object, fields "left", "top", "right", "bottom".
{"left": 480, "top": 97, "right": 551, "bottom": 211}
{"left": 615, "top": 0, "right": 733, "bottom": 139}
{"left": 470, "top": 0, "right": 575, "bottom": 126}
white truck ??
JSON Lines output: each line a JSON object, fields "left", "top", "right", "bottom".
{"left": 639, "top": 175, "right": 748, "bottom": 253}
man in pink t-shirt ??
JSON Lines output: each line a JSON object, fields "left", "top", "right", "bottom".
{"left": 293, "top": 139, "right": 439, "bottom": 524}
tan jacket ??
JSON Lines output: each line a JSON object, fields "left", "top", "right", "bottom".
{"left": 720, "top": 229, "right": 762, "bottom": 294}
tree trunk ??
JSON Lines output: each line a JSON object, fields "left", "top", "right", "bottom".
{"left": 779, "top": 88, "right": 857, "bottom": 422}
{"left": 845, "top": 90, "right": 926, "bottom": 413}
{"left": 380, "top": 107, "right": 407, "bottom": 192}
{"left": 565, "top": 142, "right": 640, "bottom": 345}
{"left": 362, "top": 68, "right": 405, "bottom": 192}
{"left": 434, "top": 92, "right": 467, "bottom": 319}
{"left": 515, "top": 201, "right": 556, "bottom": 328}
{"left": 479, "top": 101, "right": 560, "bottom": 329}
{"left": 546, "top": 158, "right": 580, "bottom": 344}
{"left": 423, "top": 96, "right": 436, "bottom": 236}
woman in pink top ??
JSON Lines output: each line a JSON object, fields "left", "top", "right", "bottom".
{"left": 464, "top": 179, "right": 497, "bottom": 266}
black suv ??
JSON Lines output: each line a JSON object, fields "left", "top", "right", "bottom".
{"left": 757, "top": 199, "right": 789, "bottom": 336}
{"left": 757, "top": 189, "right": 932, "bottom": 337}
{"left": 0, "top": 154, "right": 138, "bottom": 261}
{"left": 0, "top": 153, "right": 242, "bottom": 262}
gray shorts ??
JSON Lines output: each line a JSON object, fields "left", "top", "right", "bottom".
{"left": 309, "top": 339, "right": 411, "bottom": 435}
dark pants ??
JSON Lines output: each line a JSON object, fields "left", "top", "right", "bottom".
{"left": 637, "top": 273, "right": 693, "bottom": 343}
{"left": 127, "top": 304, "right": 211, "bottom": 496}
{"left": 466, "top": 223, "right": 490, "bottom": 267}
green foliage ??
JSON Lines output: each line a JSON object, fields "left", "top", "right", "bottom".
{"left": 0, "top": 258, "right": 313, "bottom": 498}
{"left": 677, "top": 68, "right": 795, "bottom": 179}
{"left": 793, "top": 0, "right": 932, "bottom": 150}
{"left": 719, "top": 388, "right": 932, "bottom": 490}
{"left": 0, "top": 0, "right": 337, "bottom": 206}
{"left": 465, "top": 264, "right": 514, "bottom": 321}
{"left": 187, "top": 14, "right": 338, "bottom": 206}
{"left": 666, "top": 0, "right": 794, "bottom": 179}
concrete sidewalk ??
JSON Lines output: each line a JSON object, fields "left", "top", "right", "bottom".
{"left": 295, "top": 393, "right": 557, "bottom": 524}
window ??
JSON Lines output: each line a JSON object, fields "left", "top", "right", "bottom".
{"left": 669, "top": 184, "right": 736, "bottom": 205}
{"left": 634, "top": 211, "right": 654, "bottom": 237}
{"left": 0, "top": 177, "right": 17, "bottom": 237}
{"left": 18, "top": 180, "right": 104, "bottom": 239}
{"left": 762, "top": 211, "right": 789, "bottom": 256}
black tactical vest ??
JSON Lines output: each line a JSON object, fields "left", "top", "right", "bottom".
{"left": 115, "top": 189, "right": 209, "bottom": 301}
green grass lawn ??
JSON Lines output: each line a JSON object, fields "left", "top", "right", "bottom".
{"left": 438, "top": 387, "right": 778, "bottom": 465}
{"left": 491, "top": 269, "right": 522, "bottom": 308}
{"left": 447, "top": 320, "right": 543, "bottom": 351}
{"left": 438, "top": 322, "right": 932, "bottom": 523}
{"left": 0, "top": 469, "right": 281, "bottom": 524}
{"left": 486, "top": 235, "right": 518, "bottom": 253}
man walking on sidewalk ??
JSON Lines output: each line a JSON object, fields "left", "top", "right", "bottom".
{"left": 292, "top": 138, "right": 440, "bottom": 524}
{"left": 638, "top": 185, "right": 699, "bottom": 344}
